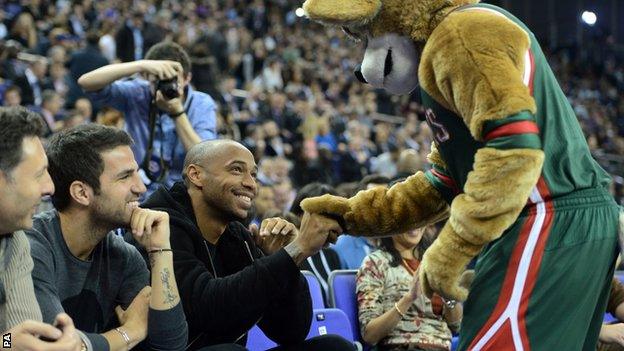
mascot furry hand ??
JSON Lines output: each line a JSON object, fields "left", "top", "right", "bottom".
{"left": 301, "top": 0, "right": 549, "bottom": 302}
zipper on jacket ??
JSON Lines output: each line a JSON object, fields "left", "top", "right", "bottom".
{"left": 243, "top": 240, "right": 255, "bottom": 263}
{"left": 202, "top": 240, "right": 218, "bottom": 277}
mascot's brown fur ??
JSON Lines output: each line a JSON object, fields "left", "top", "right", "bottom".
{"left": 300, "top": 0, "right": 544, "bottom": 301}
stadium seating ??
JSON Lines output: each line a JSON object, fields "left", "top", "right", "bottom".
{"left": 302, "top": 270, "right": 326, "bottom": 309}
{"left": 328, "top": 270, "right": 366, "bottom": 349}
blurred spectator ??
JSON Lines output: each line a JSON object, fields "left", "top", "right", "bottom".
{"left": 98, "top": 17, "right": 117, "bottom": 62}
{"left": 273, "top": 179, "right": 295, "bottom": 212}
{"left": 253, "top": 184, "right": 278, "bottom": 225}
{"left": 395, "top": 148, "right": 424, "bottom": 181}
{"left": 13, "top": 57, "right": 50, "bottom": 106}
{"left": 66, "top": 30, "right": 109, "bottom": 106}
{"left": 8, "top": 12, "right": 37, "bottom": 50}
{"left": 2, "top": 85, "right": 22, "bottom": 107}
{"left": 115, "top": 10, "right": 146, "bottom": 63}
{"left": 370, "top": 141, "right": 400, "bottom": 179}
{"left": 73, "top": 97, "right": 93, "bottom": 122}
{"left": 38, "top": 89, "right": 64, "bottom": 136}
{"left": 95, "top": 106, "right": 124, "bottom": 129}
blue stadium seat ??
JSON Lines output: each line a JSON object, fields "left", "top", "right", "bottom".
{"left": 306, "top": 308, "right": 355, "bottom": 342}
{"left": 328, "top": 270, "right": 366, "bottom": 349}
{"left": 302, "top": 270, "right": 326, "bottom": 309}
{"left": 246, "top": 324, "right": 277, "bottom": 351}
{"left": 615, "top": 270, "right": 624, "bottom": 284}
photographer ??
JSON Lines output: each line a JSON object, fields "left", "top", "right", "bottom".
{"left": 78, "top": 41, "right": 217, "bottom": 194}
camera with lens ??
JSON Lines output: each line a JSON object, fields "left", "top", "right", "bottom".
{"left": 156, "top": 78, "right": 180, "bottom": 99}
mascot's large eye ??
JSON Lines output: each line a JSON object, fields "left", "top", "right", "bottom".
{"left": 342, "top": 26, "right": 364, "bottom": 42}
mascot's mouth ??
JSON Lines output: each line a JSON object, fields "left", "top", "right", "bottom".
{"left": 384, "top": 48, "right": 393, "bottom": 77}
{"left": 355, "top": 48, "right": 393, "bottom": 84}
{"left": 357, "top": 33, "right": 419, "bottom": 94}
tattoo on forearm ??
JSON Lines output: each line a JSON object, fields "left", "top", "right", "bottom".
{"left": 160, "top": 268, "right": 178, "bottom": 307}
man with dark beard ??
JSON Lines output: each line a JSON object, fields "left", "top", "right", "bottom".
{"left": 25, "top": 124, "right": 188, "bottom": 351}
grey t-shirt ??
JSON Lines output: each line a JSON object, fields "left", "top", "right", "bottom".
{"left": 26, "top": 210, "right": 186, "bottom": 350}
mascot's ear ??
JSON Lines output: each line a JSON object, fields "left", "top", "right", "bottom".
{"left": 303, "top": 0, "right": 382, "bottom": 25}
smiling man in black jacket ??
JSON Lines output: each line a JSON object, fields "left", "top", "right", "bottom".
{"left": 141, "top": 139, "right": 354, "bottom": 350}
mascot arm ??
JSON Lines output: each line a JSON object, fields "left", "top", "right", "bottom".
{"left": 301, "top": 146, "right": 451, "bottom": 237}
{"left": 418, "top": 10, "right": 545, "bottom": 300}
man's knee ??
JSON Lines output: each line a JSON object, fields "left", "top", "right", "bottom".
{"left": 303, "top": 335, "right": 356, "bottom": 351}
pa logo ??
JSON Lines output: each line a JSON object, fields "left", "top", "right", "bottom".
{"left": 2, "top": 333, "right": 10, "bottom": 348}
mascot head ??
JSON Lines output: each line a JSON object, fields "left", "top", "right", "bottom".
{"left": 303, "top": 0, "right": 478, "bottom": 94}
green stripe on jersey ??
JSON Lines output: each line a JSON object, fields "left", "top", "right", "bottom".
{"left": 485, "top": 133, "right": 542, "bottom": 150}
{"left": 481, "top": 111, "right": 536, "bottom": 137}
{"left": 425, "top": 170, "right": 457, "bottom": 204}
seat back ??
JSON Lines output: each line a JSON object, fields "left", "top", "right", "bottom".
{"left": 328, "top": 270, "right": 361, "bottom": 343}
{"left": 302, "top": 270, "right": 326, "bottom": 309}
{"left": 306, "top": 308, "right": 354, "bottom": 342}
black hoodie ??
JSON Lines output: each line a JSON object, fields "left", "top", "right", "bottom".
{"left": 141, "top": 182, "right": 312, "bottom": 350}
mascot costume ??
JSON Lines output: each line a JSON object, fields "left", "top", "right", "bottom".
{"left": 300, "top": 0, "right": 623, "bottom": 349}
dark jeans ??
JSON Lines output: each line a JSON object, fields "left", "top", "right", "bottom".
{"left": 196, "top": 335, "right": 355, "bottom": 351}
{"left": 267, "top": 335, "right": 356, "bottom": 351}
{"left": 196, "top": 344, "right": 249, "bottom": 351}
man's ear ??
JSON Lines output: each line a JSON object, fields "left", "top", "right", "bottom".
{"left": 303, "top": 0, "right": 382, "bottom": 25}
{"left": 69, "top": 181, "right": 93, "bottom": 207}
{"left": 186, "top": 164, "right": 204, "bottom": 189}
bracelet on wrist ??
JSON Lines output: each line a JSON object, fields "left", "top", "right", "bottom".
{"left": 115, "top": 327, "right": 131, "bottom": 351}
{"left": 444, "top": 299, "right": 458, "bottom": 310}
{"left": 148, "top": 248, "right": 173, "bottom": 254}
{"left": 393, "top": 302, "right": 407, "bottom": 319}
{"left": 169, "top": 110, "right": 185, "bottom": 118}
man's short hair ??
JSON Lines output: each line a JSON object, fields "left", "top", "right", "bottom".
{"left": 0, "top": 106, "right": 44, "bottom": 175}
{"left": 46, "top": 124, "right": 133, "bottom": 210}
{"left": 145, "top": 41, "right": 192, "bottom": 76}
{"left": 358, "top": 174, "right": 391, "bottom": 191}
{"left": 290, "top": 182, "right": 337, "bottom": 217}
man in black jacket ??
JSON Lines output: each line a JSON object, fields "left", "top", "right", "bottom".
{"left": 141, "top": 139, "right": 354, "bottom": 350}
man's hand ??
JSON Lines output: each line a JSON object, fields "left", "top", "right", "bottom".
{"left": 155, "top": 90, "right": 184, "bottom": 116}
{"left": 115, "top": 286, "right": 151, "bottom": 344}
{"left": 250, "top": 217, "right": 298, "bottom": 255}
{"left": 130, "top": 208, "right": 171, "bottom": 251}
{"left": 600, "top": 323, "right": 624, "bottom": 346}
{"left": 140, "top": 60, "right": 182, "bottom": 81}
{"left": 284, "top": 213, "right": 342, "bottom": 265}
{"left": 6, "top": 313, "right": 81, "bottom": 351}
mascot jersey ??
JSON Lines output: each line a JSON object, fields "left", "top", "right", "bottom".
{"left": 422, "top": 4, "right": 620, "bottom": 351}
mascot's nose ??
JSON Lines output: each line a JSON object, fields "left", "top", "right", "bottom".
{"left": 354, "top": 64, "right": 368, "bottom": 84}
